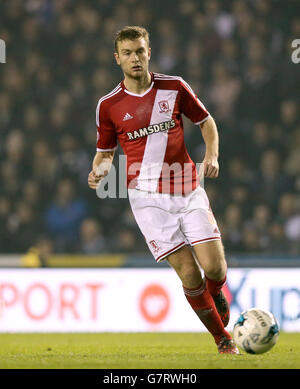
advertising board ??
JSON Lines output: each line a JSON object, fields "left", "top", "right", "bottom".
{"left": 0, "top": 269, "right": 299, "bottom": 332}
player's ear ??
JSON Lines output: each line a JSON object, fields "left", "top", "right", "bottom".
{"left": 114, "top": 52, "right": 121, "bottom": 66}
{"left": 148, "top": 47, "right": 151, "bottom": 61}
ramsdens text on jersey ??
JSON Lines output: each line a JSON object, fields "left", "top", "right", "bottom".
{"left": 126, "top": 119, "right": 176, "bottom": 140}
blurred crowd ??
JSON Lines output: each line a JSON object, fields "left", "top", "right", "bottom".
{"left": 0, "top": 0, "right": 299, "bottom": 257}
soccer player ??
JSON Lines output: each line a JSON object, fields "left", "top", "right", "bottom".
{"left": 88, "top": 26, "right": 239, "bottom": 354}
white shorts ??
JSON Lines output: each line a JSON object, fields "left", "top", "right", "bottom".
{"left": 128, "top": 186, "right": 221, "bottom": 262}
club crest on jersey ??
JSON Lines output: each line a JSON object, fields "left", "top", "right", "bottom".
{"left": 158, "top": 100, "right": 170, "bottom": 113}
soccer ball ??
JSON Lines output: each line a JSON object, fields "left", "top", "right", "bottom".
{"left": 233, "top": 308, "right": 279, "bottom": 354}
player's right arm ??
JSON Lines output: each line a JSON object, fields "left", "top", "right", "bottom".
{"left": 88, "top": 95, "right": 118, "bottom": 190}
{"left": 88, "top": 150, "right": 115, "bottom": 190}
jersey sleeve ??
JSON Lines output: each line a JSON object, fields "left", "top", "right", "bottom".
{"left": 178, "top": 78, "right": 210, "bottom": 125}
{"left": 96, "top": 99, "right": 118, "bottom": 152}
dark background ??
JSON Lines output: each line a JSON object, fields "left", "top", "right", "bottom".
{"left": 0, "top": 0, "right": 299, "bottom": 259}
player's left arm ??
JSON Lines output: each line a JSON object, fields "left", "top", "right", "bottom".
{"left": 177, "top": 78, "right": 219, "bottom": 178}
{"left": 200, "top": 116, "right": 219, "bottom": 179}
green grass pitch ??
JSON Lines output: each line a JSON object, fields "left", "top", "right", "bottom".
{"left": 0, "top": 333, "right": 299, "bottom": 369}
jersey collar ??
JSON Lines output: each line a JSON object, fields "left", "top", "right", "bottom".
{"left": 121, "top": 72, "right": 154, "bottom": 97}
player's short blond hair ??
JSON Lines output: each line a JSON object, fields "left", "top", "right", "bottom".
{"left": 114, "top": 26, "right": 150, "bottom": 53}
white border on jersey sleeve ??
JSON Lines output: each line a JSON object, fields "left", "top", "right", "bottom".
{"left": 96, "top": 146, "right": 118, "bottom": 152}
{"left": 194, "top": 114, "right": 211, "bottom": 125}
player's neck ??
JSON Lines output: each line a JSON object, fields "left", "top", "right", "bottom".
{"left": 123, "top": 71, "right": 152, "bottom": 95}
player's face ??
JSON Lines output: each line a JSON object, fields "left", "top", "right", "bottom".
{"left": 114, "top": 38, "right": 151, "bottom": 80}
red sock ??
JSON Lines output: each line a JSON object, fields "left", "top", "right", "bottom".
{"left": 205, "top": 275, "right": 226, "bottom": 297}
{"left": 183, "top": 282, "right": 231, "bottom": 344}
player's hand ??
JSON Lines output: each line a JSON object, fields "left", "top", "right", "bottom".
{"left": 88, "top": 167, "right": 109, "bottom": 190}
{"left": 88, "top": 169, "right": 102, "bottom": 190}
{"left": 88, "top": 162, "right": 111, "bottom": 190}
{"left": 203, "top": 155, "right": 219, "bottom": 178}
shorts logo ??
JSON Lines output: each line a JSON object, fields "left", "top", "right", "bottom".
{"left": 149, "top": 240, "right": 160, "bottom": 253}
{"left": 158, "top": 100, "right": 169, "bottom": 113}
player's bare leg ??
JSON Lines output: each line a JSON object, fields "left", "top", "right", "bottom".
{"left": 167, "top": 245, "right": 203, "bottom": 288}
{"left": 166, "top": 245, "right": 239, "bottom": 354}
{"left": 192, "top": 240, "right": 230, "bottom": 327}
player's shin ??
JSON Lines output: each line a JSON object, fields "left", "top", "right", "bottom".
{"left": 205, "top": 274, "right": 230, "bottom": 327}
{"left": 183, "top": 283, "right": 231, "bottom": 344}
{"left": 205, "top": 274, "right": 226, "bottom": 296}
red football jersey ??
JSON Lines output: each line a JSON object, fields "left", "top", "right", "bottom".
{"left": 96, "top": 72, "right": 210, "bottom": 194}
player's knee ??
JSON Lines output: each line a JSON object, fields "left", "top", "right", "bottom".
{"left": 182, "top": 266, "right": 202, "bottom": 286}
{"left": 168, "top": 259, "right": 201, "bottom": 287}
{"left": 177, "top": 262, "right": 202, "bottom": 287}
{"left": 203, "top": 257, "right": 227, "bottom": 281}
{"left": 167, "top": 246, "right": 203, "bottom": 287}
